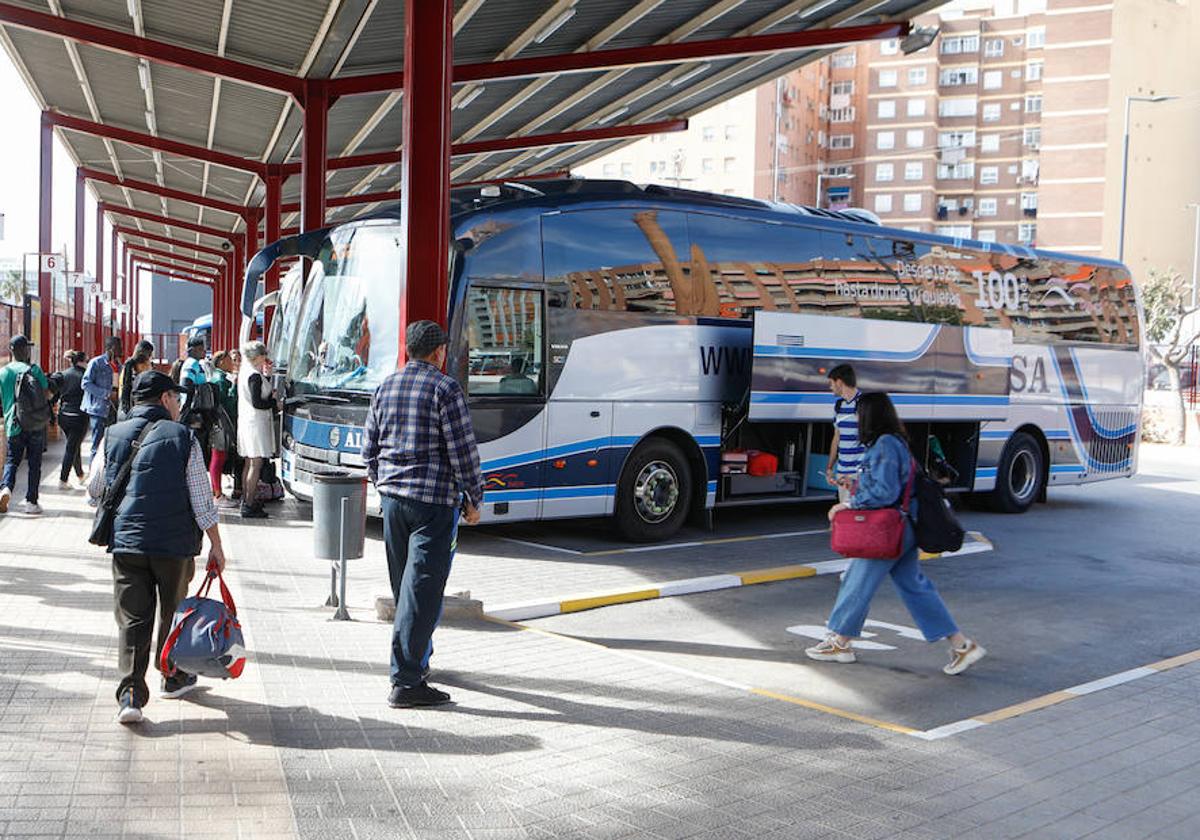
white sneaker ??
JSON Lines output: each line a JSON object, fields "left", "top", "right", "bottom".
{"left": 944, "top": 640, "right": 987, "bottom": 675}
{"left": 58, "top": 480, "right": 74, "bottom": 491}
{"left": 805, "top": 633, "right": 857, "bottom": 664}
{"left": 18, "top": 501, "right": 43, "bottom": 516}
{"left": 0, "top": 487, "right": 10, "bottom": 514}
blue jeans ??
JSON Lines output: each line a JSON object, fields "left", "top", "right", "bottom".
{"left": 381, "top": 494, "right": 458, "bottom": 688}
{"left": 89, "top": 414, "right": 108, "bottom": 459}
{"left": 827, "top": 525, "right": 959, "bottom": 642}
{"left": 2, "top": 429, "right": 45, "bottom": 504}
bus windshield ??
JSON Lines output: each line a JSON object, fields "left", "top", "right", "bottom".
{"left": 267, "top": 261, "right": 305, "bottom": 370}
{"left": 288, "top": 221, "right": 403, "bottom": 393}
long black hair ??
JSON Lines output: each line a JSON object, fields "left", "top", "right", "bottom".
{"left": 856, "top": 392, "right": 907, "bottom": 447}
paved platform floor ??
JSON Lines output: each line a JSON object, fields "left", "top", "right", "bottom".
{"left": 0, "top": 440, "right": 1198, "bottom": 839}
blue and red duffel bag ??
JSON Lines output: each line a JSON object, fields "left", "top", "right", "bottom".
{"left": 160, "top": 564, "right": 247, "bottom": 680}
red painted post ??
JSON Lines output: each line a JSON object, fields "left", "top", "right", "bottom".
{"left": 264, "top": 169, "right": 283, "bottom": 338}
{"left": 110, "top": 226, "right": 118, "bottom": 348}
{"left": 400, "top": 0, "right": 454, "bottom": 352}
{"left": 73, "top": 169, "right": 85, "bottom": 353}
{"left": 300, "top": 80, "right": 329, "bottom": 235}
{"left": 37, "top": 111, "right": 53, "bottom": 369}
{"left": 94, "top": 206, "right": 104, "bottom": 356}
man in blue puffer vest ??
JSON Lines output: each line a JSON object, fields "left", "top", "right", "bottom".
{"left": 89, "top": 370, "right": 229, "bottom": 725}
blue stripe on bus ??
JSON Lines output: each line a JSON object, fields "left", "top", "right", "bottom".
{"left": 751, "top": 392, "right": 1009, "bottom": 406}
{"left": 754, "top": 328, "right": 939, "bottom": 363}
{"left": 482, "top": 433, "right": 723, "bottom": 473}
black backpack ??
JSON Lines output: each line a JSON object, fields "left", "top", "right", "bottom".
{"left": 910, "top": 467, "right": 965, "bottom": 553}
{"left": 15, "top": 369, "right": 51, "bottom": 433}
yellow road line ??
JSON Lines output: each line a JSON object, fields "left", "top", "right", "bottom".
{"left": 1147, "top": 649, "right": 1200, "bottom": 671}
{"left": 737, "top": 565, "right": 818, "bottom": 585}
{"left": 973, "top": 691, "right": 1078, "bottom": 724}
{"left": 560, "top": 589, "right": 660, "bottom": 613}
{"left": 750, "top": 688, "right": 918, "bottom": 734}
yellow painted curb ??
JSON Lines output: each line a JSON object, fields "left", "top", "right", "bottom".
{"left": 560, "top": 588, "right": 660, "bottom": 613}
{"left": 1147, "top": 649, "right": 1200, "bottom": 671}
{"left": 738, "top": 565, "right": 818, "bottom": 585}
{"left": 973, "top": 690, "right": 1075, "bottom": 724}
{"left": 751, "top": 688, "right": 918, "bottom": 734}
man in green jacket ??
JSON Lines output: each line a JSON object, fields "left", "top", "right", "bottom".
{"left": 0, "top": 335, "right": 51, "bottom": 515}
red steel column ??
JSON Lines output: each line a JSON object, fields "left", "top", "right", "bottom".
{"left": 37, "top": 112, "right": 53, "bottom": 368}
{"left": 73, "top": 169, "right": 85, "bottom": 351}
{"left": 243, "top": 209, "right": 262, "bottom": 341}
{"left": 264, "top": 169, "right": 283, "bottom": 338}
{"left": 300, "top": 81, "right": 328, "bottom": 235}
{"left": 400, "top": 0, "right": 454, "bottom": 351}
{"left": 110, "top": 226, "right": 118, "bottom": 346}
{"left": 94, "top": 206, "right": 104, "bottom": 356}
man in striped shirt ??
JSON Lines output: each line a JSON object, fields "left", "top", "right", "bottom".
{"left": 826, "top": 364, "right": 863, "bottom": 504}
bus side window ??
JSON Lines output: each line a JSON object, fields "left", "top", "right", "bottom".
{"left": 685, "top": 213, "right": 824, "bottom": 317}
{"left": 466, "top": 286, "right": 545, "bottom": 397}
{"left": 542, "top": 209, "right": 690, "bottom": 314}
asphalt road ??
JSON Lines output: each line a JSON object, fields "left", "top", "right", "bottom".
{"left": 525, "top": 443, "right": 1200, "bottom": 731}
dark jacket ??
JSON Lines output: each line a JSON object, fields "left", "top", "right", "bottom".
{"left": 51, "top": 364, "right": 86, "bottom": 419}
{"left": 104, "top": 404, "right": 202, "bottom": 558}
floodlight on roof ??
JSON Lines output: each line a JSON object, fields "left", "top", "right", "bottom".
{"left": 901, "top": 26, "right": 940, "bottom": 55}
{"left": 534, "top": 6, "right": 576, "bottom": 44}
{"left": 137, "top": 60, "right": 151, "bottom": 92}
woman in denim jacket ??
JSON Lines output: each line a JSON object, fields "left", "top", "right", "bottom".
{"left": 806, "top": 392, "right": 986, "bottom": 676}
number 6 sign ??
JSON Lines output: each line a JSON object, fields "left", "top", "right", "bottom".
{"left": 39, "top": 253, "right": 61, "bottom": 273}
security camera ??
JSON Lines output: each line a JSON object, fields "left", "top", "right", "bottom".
{"left": 220, "top": 240, "right": 233, "bottom": 252}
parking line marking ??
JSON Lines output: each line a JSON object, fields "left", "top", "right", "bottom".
{"left": 487, "top": 535, "right": 584, "bottom": 555}
{"left": 749, "top": 688, "right": 918, "bottom": 734}
{"left": 578, "top": 528, "right": 831, "bottom": 557}
{"left": 1064, "top": 667, "right": 1157, "bottom": 696}
{"left": 973, "top": 691, "right": 1076, "bottom": 724}
{"left": 738, "top": 565, "right": 818, "bottom": 585}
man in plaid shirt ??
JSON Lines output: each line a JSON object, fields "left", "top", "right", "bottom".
{"left": 363, "top": 320, "right": 483, "bottom": 708}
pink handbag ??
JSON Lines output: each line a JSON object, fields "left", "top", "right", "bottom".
{"left": 830, "top": 460, "right": 915, "bottom": 560}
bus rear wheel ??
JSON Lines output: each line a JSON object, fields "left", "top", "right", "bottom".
{"left": 989, "top": 431, "right": 1044, "bottom": 513}
{"left": 615, "top": 438, "right": 693, "bottom": 542}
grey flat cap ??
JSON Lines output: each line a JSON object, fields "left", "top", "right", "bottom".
{"left": 407, "top": 320, "right": 448, "bottom": 358}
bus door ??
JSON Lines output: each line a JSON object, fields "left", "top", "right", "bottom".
{"left": 463, "top": 285, "right": 548, "bottom": 522}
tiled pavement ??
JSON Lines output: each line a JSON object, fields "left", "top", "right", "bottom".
{"left": 1, "top": 441, "right": 1198, "bottom": 839}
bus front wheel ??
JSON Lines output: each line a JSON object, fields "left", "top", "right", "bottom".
{"left": 989, "top": 431, "right": 1044, "bottom": 513}
{"left": 615, "top": 438, "right": 693, "bottom": 542}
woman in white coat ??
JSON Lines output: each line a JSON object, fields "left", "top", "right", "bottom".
{"left": 237, "top": 341, "right": 277, "bottom": 519}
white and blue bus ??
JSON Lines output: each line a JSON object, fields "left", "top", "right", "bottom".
{"left": 248, "top": 179, "right": 1143, "bottom": 541}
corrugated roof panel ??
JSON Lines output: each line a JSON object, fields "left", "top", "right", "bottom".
{"left": 223, "top": 0, "right": 339, "bottom": 73}
{"left": 66, "top": 133, "right": 113, "bottom": 172}
{"left": 601, "top": 0, "right": 719, "bottom": 49}
{"left": 4, "top": 28, "right": 89, "bottom": 113}
{"left": 333, "top": 0, "right": 404, "bottom": 75}
{"left": 158, "top": 154, "right": 206, "bottom": 193}
{"left": 142, "top": 64, "right": 217, "bottom": 148}
{"left": 211, "top": 84, "right": 290, "bottom": 159}
{"left": 75, "top": 45, "right": 151, "bottom": 131}
{"left": 326, "top": 93, "right": 396, "bottom": 156}
{"left": 140, "top": 2, "right": 222, "bottom": 55}
{"left": 58, "top": 0, "right": 131, "bottom": 30}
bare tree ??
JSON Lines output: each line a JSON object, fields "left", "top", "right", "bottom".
{"left": 1142, "top": 268, "right": 1200, "bottom": 444}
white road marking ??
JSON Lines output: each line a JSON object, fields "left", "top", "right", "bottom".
{"left": 1064, "top": 666, "right": 1157, "bottom": 695}
{"left": 785, "top": 624, "right": 897, "bottom": 651}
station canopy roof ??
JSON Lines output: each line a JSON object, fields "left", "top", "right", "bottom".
{"left": 0, "top": 0, "right": 941, "bottom": 272}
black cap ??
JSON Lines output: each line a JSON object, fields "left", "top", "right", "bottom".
{"left": 9, "top": 334, "right": 31, "bottom": 350}
{"left": 131, "top": 370, "right": 187, "bottom": 403}
{"left": 186, "top": 335, "right": 206, "bottom": 348}
{"left": 406, "top": 320, "right": 448, "bottom": 358}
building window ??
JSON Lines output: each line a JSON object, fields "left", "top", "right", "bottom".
{"left": 832, "top": 52, "right": 856, "bottom": 69}
{"left": 1023, "top": 127, "right": 1041, "bottom": 148}
{"left": 1025, "top": 94, "right": 1043, "bottom": 113}
{"left": 904, "top": 161, "right": 923, "bottom": 180}
{"left": 602, "top": 163, "right": 616, "bottom": 176}
{"left": 1021, "top": 159, "right": 1040, "bottom": 182}
{"left": 907, "top": 98, "right": 926, "bottom": 117}
{"left": 940, "top": 34, "right": 980, "bottom": 54}
{"left": 906, "top": 129, "right": 924, "bottom": 149}
{"left": 829, "top": 106, "right": 856, "bottom": 122}
{"left": 1026, "top": 61, "right": 1044, "bottom": 81}
{"left": 984, "top": 39, "right": 1005, "bottom": 57}
{"left": 1027, "top": 27, "right": 1045, "bottom": 49}
{"left": 875, "top": 163, "right": 895, "bottom": 182}
{"left": 878, "top": 69, "right": 898, "bottom": 88}
{"left": 817, "top": 130, "right": 825, "bottom": 147}
{"left": 874, "top": 194, "right": 893, "bottom": 213}
{"left": 649, "top": 161, "right": 658, "bottom": 174}
{"left": 977, "top": 197, "right": 998, "bottom": 216}
{"left": 980, "top": 133, "right": 1000, "bottom": 152}
{"left": 937, "top": 162, "right": 975, "bottom": 180}
{"left": 937, "top": 224, "right": 972, "bottom": 238}
{"left": 702, "top": 126, "right": 716, "bottom": 141}
{"left": 938, "top": 130, "right": 975, "bottom": 148}
{"left": 979, "top": 166, "right": 999, "bottom": 185}
{"left": 1019, "top": 223, "right": 1037, "bottom": 244}
{"left": 880, "top": 38, "right": 899, "bottom": 55}
{"left": 983, "top": 70, "right": 1003, "bottom": 90}
{"left": 725, "top": 125, "right": 738, "bottom": 140}
{"left": 828, "top": 164, "right": 851, "bottom": 177}
{"left": 877, "top": 99, "right": 896, "bottom": 119}
{"left": 939, "top": 98, "right": 977, "bottom": 117}
{"left": 1021, "top": 192, "right": 1038, "bottom": 210}
{"left": 702, "top": 158, "right": 714, "bottom": 173}
{"left": 982, "top": 103, "right": 1001, "bottom": 122}
{"left": 903, "top": 193, "right": 922, "bottom": 212}
{"left": 976, "top": 229, "right": 997, "bottom": 243}
{"left": 908, "top": 67, "right": 928, "bottom": 85}
{"left": 620, "top": 162, "right": 633, "bottom": 177}
{"left": 830, "top": 134, "right": 854, "bottom": 149}
{"left": 940, "top": 67, "right": 979, "bottom": 87}
{"left": 831, "top": 80, "right": 854, "bottom": 96}
{"left": 723, "top": 157, "right": 737, "bottom": 174}
{"left": 876, "top": 131, "right": 896, "bottom": 150}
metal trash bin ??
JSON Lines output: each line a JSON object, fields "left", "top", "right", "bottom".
{"left": 312, "top": 471, "right": 367, "bottom": 619}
